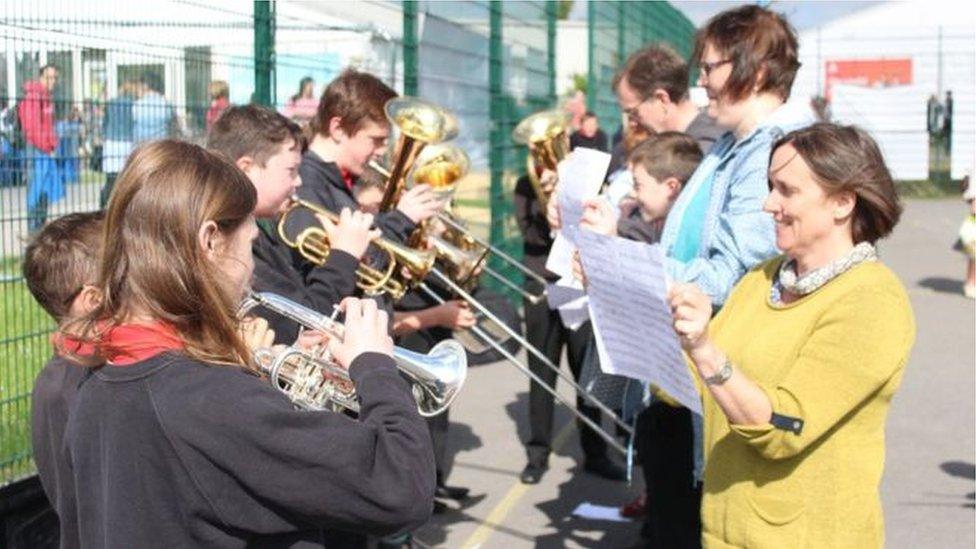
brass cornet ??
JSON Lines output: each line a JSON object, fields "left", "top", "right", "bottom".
{"left": 240, "top": 292, "right": 467, "bottom": 417}
{"left": 276, "top": 196, "right": 437, "bottom": 300}
{"left": 512, "top": 109, "right": 570, "bottom": 211}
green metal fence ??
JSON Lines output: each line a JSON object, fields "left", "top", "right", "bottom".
{"left": 0, "top": 0, "right": 693, "bottom": 487}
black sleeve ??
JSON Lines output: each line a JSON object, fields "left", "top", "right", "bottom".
{"left": 162, "top": 353, "right": 435, "bottom": 537}
{"left": 376, "top": 210, "right": 417, "bottom": 243}
{"left": 514, "top": 175, "right": 551, "bottom": 249}
{"left": 303, "top": 249, "right": 360, "bottom": 315}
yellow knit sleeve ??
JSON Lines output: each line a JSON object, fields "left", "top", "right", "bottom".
{"left": 728, "top": 283, "right": 915, "bottom": 460}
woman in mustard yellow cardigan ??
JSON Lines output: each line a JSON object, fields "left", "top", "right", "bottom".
{"left": 670, "top": 123, "right": 915, "bottom": 548}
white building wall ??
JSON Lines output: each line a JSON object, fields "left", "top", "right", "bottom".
{"left": 791, "top": 2, "right": 976, "bottom": 179}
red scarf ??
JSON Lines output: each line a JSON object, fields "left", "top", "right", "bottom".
{"left": 53, "top": 321, "right": 185, "bottom": 366}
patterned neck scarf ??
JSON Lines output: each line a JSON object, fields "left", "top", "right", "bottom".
{"left": 776, "top": 242, "right": 877, "bottom": 297}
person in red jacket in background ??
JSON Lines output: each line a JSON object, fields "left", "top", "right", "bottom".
{"left": 19, "top": 64, "right": 61, "bottom": 233}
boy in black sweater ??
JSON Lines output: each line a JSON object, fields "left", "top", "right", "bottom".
{"left": 24, "top": 211, "right": 105, "bottom": 549}
{"left": 207, "top": 105, "right": 378, "bottom": 343}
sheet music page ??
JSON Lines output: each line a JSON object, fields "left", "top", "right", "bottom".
{"left": 577, "top": 230, "right": 702, "bottom": 415}
{"left": 544, "top": 148, "right": 611, "bottom": 279}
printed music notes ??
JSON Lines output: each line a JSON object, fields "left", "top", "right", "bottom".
{"left": 577, "top": 230, "right": 702, "bottom": 415}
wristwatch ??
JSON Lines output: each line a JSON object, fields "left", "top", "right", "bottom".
{"left": 704, "top": 359, "right": 734, "bottom": 386}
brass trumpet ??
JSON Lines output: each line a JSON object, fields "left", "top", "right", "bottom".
{"left": 276, "top": 196, "right": 437, "bottom": 300}
{"left": 241, "top": 292, "right": 467, "bottom": 417}
{"left": 512, "top": 109, "right": 570, "bottom": 211}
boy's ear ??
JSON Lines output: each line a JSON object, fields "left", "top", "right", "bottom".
{"left": 664, "top": 176, "right": 683, "bottom": 198}
{"left": 327, "top": 117, "right": 346, "bottom": 141}
{"left": 235, "top": 156, "right": 255, "bottom": 174}
{"left": 76, "top": 285, "right": 102, "bottom": 315}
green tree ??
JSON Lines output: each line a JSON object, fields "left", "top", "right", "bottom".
{"left": 557, "top": 0, "right": 574, "bottom": 20}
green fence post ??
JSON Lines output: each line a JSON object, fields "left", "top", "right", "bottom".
{"left": 586, "top": 0, "right": 595, "bottom": 112}
{"left": 253, "top": 1, "right": 275, "bottom": 106}
{"left": 547, "top": 0, "right": 557, "bottom": 103}
{"left": 488, "top": 0, "right": 506, "bottom": 283}
{"left": 402, "top": 0, "right": 418, "bottom": 96}
{"left": 617, "top": 1, "right": 625, "bottom": 69}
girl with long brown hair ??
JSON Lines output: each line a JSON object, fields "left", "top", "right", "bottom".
{"left": 62, "top": 140, "right": 435, "bottom": 548}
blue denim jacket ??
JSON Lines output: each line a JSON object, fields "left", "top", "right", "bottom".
{"left": 653, "top": 104, "right": 812, "bottom": 483}
{"left": 660, "top": 104, "right": 812, "bottom": 307}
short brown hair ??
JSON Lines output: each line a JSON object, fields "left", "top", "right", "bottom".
{"left": 311, "top": 69, "right": 397, "bottom": 137}
{"left": 23, "top": 212, "right": 105, "bottom": 322}
{"left": 628, "top": 132, "right": 703, "bottom": 187}
{"left": 207, "top": 104, "right": 304, "bottom": 166}
{"left": 775, "top": 123, "right": 902, "bottom": 244}
{"left": 612, "top": 44, "right": 690, "bottom": 102}
{"left": 693, "top": 5, "right": 800, "bottom": 102}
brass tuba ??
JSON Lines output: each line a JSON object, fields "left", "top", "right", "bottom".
{"left": 511, "top": 109, "right": 570, "bottom": 211}
{"left": 378, "top": 97, "right": 458, "bottom": 212}
{"left": 240, "top": 292, "right": 467, "bottom": 417}
{"left": 276, "top": 197, "right": 437, "bottom": 300}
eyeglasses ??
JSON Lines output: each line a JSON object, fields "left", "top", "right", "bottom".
{"left": 699, "top": 59, "right": 732, "bottom": 77}
{"left": 622, "top": 97, "right": 652, "bottom": 120}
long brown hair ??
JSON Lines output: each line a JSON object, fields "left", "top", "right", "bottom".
{"left": 81, "top": 139, "right": 257, "bottom": 367}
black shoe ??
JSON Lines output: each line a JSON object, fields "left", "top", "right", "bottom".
{"left": 584, "top": 458, "right": 627, "bottom": 481}
{"left": 432, "top": 500, "right": 449, "bottom": 514}
{"left": 435, "top": 483, "right": 470, "bottom": 500}
{"left": 520, "top": 463, "right": 547, "bottom": 484}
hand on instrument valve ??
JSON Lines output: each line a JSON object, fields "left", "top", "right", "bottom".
{"left": 319, "top": 208, "right": 381, "bottom": 260}
{"left": 433, "top": 300, "right": 477, "bottom": 330}
{"left": 240, "top": 316, "right": 277, "bottom": 352}
{"left": 542, "top": 170, "right": 561, "bottom": 230}
{"left": 668, "top": 283, "right": 713, "bottom": 356}
{"left": 397, "top": 183, "right": 443, "bottom": 224}
{"left": 580, "top": 198, "right": 618, "bottom": 236}
{"left": 329, "top": 297, "right": 394, "bottom": 369}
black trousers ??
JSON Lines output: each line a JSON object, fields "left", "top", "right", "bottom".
{"left": 397, "top": 328, "right": 452, "bottom": 483}
{"left": 636, "top": 401, "right": 702, "bottom": 548}
{"left": 523, "top": 280, "right": 607, "bottom": 467}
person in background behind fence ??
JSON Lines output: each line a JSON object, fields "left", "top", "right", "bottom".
{"left": 132, "top": 73, "right": 178, "bottom": 143}
{"left": 206, "top": 80, "right": 230, "bottom": 133}
{"left": 283, "top": 76, "right": 319, "bottom": 127}
{"left": 569, "top": 111, "right": 608, "bottom": 152}
{"left": 19, "top": 64, "right": 62, "bottom": 233}
{"left": 99, "top": 80, "right": 136, "bottom": 208}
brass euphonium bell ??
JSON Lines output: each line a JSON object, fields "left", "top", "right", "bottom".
{"left": 378, "top": 97, "right": 458, "bottom": 212}
{"left": 411, "top": 143, "right": 470, "bottom": 203}
{"left": 240, "top": 292, "right": 467, "bottom": 417}
{"left": 512, "top": 109, "right": 570, "bottom": 211}
{"left": 276, "top": 196, "right": 437, "bottom": 300}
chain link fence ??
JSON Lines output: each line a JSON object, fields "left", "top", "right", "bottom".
{"left": 0, "top": 0, "right": 694, "bottom": 487}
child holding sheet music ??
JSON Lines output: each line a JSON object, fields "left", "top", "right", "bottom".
{"left": 577, "top": 131, "right": 704, "bottom": 545}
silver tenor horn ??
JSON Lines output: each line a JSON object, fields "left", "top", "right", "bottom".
{"left": 239, "top": 292, "right": 467, "bottom": 417}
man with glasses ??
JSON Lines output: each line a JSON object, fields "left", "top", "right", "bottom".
{"left": 612, "top": 45, "right": 723, "bottom": 154}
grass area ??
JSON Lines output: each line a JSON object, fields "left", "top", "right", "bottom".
{"left": 897, "top": 178, "right": 963, "bottom": 199}
{"left": 0, "top": 261, "right": 54, "bottom": 485}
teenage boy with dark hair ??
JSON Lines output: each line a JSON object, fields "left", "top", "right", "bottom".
{"left": 207, "top": 104, "right": 377, "bottom": 343}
